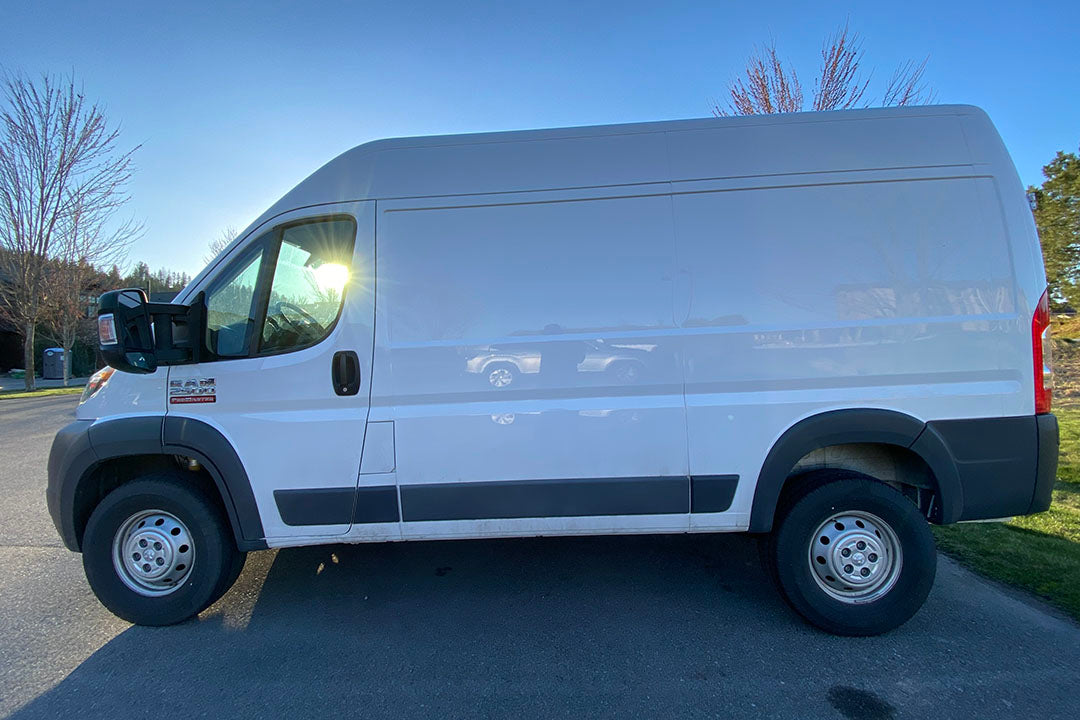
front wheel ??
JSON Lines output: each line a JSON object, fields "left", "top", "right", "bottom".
{"left": 82, "top": 473, "right": 244, "bottom": 626}
{"left": 768, "top": 474, "right": 936, "bottom": 636}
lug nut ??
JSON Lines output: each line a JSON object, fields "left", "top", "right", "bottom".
{"left": 844, "top": 564, "right": 854, "bottom": 574}
{"left": 841, "top": 548, "right": 851, "bottom": 557}
{"left": 856, "top": 541, "right": 866, "bottom": 550}
{"left": 868, "top": 553, "right": 878, "bottom": 562}
{"left": 142, "top": 563, "right": 151, "bottom": 572}
{"left": 153, "top": 542, "right": 162, "bottom": 551}
{"left": 860, "top": 568, "right": 870, "bottom": 577}
{"left": 139, "top": 539, "right": 147, "bottom": 548}
{"left": 133, "top": 553, "right": 141, "bottom": 561}
{"left": 155, "top": 557, "right": 164, "bottom": 566}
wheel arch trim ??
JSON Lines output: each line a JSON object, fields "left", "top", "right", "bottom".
{"left": 50, "top": 415, "right": 266, "bottom": 552}
{"left": 748, "top": 408, "right": 963, "bottom": 533}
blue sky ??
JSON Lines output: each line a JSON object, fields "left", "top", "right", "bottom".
{"left": 2, "top": 0, "right": 1077, "bottom": 276}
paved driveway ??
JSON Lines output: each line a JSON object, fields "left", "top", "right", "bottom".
{"left": 1, "top": 396, "right": 1079, "bottom": 719}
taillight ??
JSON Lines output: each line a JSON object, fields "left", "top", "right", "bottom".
{"left": 1032, "top": 288, "right": 1053, "bottom": 414}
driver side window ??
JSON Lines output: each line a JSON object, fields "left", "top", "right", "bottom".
{"left": 204, "top": 217, "right": 356, "bottom": 359}
{"left": 260, "top": 219, "right": 356, "bottom": 354}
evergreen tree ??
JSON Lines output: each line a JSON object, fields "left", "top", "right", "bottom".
{"left": 1030, "top": 149, "right": 1080, "bottom": 311}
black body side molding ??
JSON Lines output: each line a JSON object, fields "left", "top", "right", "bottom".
{"left": 273, "top": 475, "right": 741, "bottom": 525}
{"left": 275, "top": 486, "right": 400, "bottom": 526}
{"left": 690, "top": 475, "right": 739, "bottom": 513}
{"left": 400, "top": 476, "right": 689, "bottom": 522}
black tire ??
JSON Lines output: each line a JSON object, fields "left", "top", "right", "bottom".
{"left": 82, "top": 473, "right": 244, "bottom": 626}
{"left": 220, "top": 548, "right": 248, "bottom": 599}
{"left": 768, "top": 473, "right": 936, "bottom": 636}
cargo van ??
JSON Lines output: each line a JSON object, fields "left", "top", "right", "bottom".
{"left": 48, "top": 105, "right": 1058, "bottom": 635}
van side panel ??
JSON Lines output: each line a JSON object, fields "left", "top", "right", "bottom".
{"left": 672, "top": 174, "right": 1027, "bottom": 527}
{"left": 378, "top": 191, "right": 691, "bottom": 538}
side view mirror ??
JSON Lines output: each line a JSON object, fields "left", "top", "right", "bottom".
{"left": 97, "top": 289, "right": 206, "bottom": 374}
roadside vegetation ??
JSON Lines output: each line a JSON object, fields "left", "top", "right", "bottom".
{"left": 0, "top": 385, "right": 83, "bottom": 400}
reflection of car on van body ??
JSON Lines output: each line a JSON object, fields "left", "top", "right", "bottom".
{"left": 465, "top": 339, "right": 651, "bottom": 387}
{"left": 48, "top": 106, "right": 1058, "bottom": 637}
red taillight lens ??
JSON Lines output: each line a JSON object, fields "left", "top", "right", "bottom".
{"left": 1033, "top": 288, "right": 1053, "bottom": 414}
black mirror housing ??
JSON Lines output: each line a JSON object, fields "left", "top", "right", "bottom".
{"left": 97, "top": 289, "right": 205, "bottom": 374}
{"left": 97, "top": 288, "right": 157, "bottom": 373}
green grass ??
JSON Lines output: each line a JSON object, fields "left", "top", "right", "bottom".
{"left": 0, "top": 385, "right": 84, "bottom": 400}
{"left": 933, "top": 405, "right": 1080, "bottom": 621}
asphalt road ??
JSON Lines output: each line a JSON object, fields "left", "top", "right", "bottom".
{"left": 1, "top": 397, "right": 1079, "bottom": 719}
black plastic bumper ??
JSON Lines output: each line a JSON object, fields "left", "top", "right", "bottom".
{"left": 1031, "top": 413, "right": 1059, "bottom": 514}
{"left": 927, "top": 413, "right": 1058, "bottom": 522}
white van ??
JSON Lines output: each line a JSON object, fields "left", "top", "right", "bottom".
{"left": 48, "top": 105, "right": 1058, "bottom": 635}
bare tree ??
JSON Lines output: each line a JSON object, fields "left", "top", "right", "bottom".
{"left": 812, "top": 26, "right": 872, "bottom": 111}
{"left": 42, "top": 198, "right": 140, "bottom": 385}
{"left": 0, "top": 71, "right": 139, "bottom": 389}
{"left": 723, "top": 43, "right": 804, "bottom": 116}
{"left": 204, "top": 224, "right": 238, "bottom": 265}
{"left": 881, "top": 57, "right": 933, "bottom": 108}
{"left": 714, "top": 24, "right": 934, "bottom": 117}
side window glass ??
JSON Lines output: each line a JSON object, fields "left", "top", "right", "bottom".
{"left": 259, "top": 218, "right": 356, "bottom": 354}
{"left": 205, "top": 240, "right": 267, "bottom": 357}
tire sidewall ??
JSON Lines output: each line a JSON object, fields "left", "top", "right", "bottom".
{"left": 774, "top": 479, "right": 936, "bottom": 636}
{"left": 83, "top": 479, "right": 232, "bottom": 626}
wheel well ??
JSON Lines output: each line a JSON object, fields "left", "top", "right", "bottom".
{"left": 72, "top": 455, "right": 227, "bottom": 550}
{"left": 778, "top": 443, "right": 940, "bottom": 521}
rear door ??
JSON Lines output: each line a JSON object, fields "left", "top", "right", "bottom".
{"left": 167, "top": 201, "right": 383, "bottom": 541}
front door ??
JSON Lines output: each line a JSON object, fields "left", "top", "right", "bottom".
{"left": 167, "top": 202, "right": 378, "bottom": 540}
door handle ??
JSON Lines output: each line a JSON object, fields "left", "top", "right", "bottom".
{"left": 332, "top": 350, "right": 361, "bottom": 396}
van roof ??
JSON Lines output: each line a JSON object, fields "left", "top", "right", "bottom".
{"left": 182, "top": 105, "right": 1002, "bottom": 304}
{"left": 254, "top": 105, "right": 990, "bottom": 224}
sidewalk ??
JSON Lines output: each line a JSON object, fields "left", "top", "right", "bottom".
{"left": 0, "top": 375, "right": 88, "bottom": 392}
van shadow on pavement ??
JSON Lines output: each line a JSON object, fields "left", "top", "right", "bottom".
{"left": 10, "top": 533, "right": 812, "bottom": 718}
{"left": 9, "top": 532, "right": 1076, "bottom": 719}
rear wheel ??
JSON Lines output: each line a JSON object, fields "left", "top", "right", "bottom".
{"left": 768, "top": 473, "right": 936, "bottom": 636}
{"left": 82, "top": 473, "right": 244, "bottom": 626}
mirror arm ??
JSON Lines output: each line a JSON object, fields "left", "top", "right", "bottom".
{"left": 98, "top": 288, "right": 207, "bottom": 373}
{"left": 145, "top": 292, "right": 206, "bottom": 365}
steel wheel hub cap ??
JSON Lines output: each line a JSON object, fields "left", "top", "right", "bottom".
{"left": 112, "top": 510, "right": 195, "bottom": 597}
{"left": 489, "top": 369, "right": 512, "bottom": 387}
{"left": 808, "top": 510, "right": 902, "bottom": 604}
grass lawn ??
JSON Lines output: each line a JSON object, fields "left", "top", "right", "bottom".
{"left": 933, "top": 404, "right": 1080, "bottom": 621}
{"left": 0, "top": 386, "right": 84, "bottom": 400}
